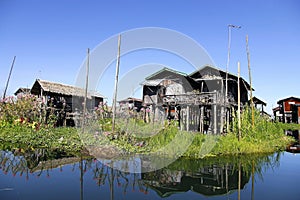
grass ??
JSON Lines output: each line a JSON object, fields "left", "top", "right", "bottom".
{"left": 0, "top": 124, "right": 83, "bottom": 156}
{"left": 0, "top": 107, "right": 298, "bottom": 159}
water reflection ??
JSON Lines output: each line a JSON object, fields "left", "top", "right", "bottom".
{"left": 0, "top": 150, "right": 283, "bottom": 199}
{"left": 286, "top": 130, "right": 300, "bottom": 153}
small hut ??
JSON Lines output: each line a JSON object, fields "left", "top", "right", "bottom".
{"left": 118, "top": 97, "right": 143, "bottom": 111}
{"left": 274, "top": 96, "right": 300, "bottom": 123}
{"left": 14, "top": 87, "right": 30, "bottom": 96}
{"left": 30, "top": 79, "right": 104, "bottom": 111}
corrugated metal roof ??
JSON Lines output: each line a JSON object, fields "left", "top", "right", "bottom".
{"left": 141, "top": 79, "right": 163, "bottom": 86}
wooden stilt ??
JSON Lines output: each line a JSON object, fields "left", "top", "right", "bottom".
{"left": 186, "top": 105, "right": 190, "bottom": 131}
{"left": 200, "top": 106, "right": 204, "bottom": 133}
{"left": 213, "top": 91, "right": 217, "bottom": 134}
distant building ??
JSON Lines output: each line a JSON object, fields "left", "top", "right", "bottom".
{"left": 118, "top": 97, "right": 143, "bottom": 111}
{"left": 14, "top": 87, "right": 30, "bottom": 96}
{"left": 250, "top": 96, "right": 270, "bottom": 117}
{"left": 274, "top": 96, "right": 300, "bottom": 123}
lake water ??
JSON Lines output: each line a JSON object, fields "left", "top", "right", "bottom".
{"left": 1, "top": 150, "right": 300, "bottom": 200}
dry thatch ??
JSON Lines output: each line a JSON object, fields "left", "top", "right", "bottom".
{"left": 31, "top": 79, "right": 104, "bottom": 99}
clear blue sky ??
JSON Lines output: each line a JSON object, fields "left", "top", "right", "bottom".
{"left": 1, "top": 0, "right": 299, "bottom": 113}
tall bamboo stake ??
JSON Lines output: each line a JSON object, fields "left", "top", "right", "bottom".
{"left": 246, "top": 35, "right": 255, "bottom": 127}
{"left": 112, "top": 34, "right": 121, "bottom": 133}
{"left": 82, "top": 48, "right": 90, "bottom": 127}
{"left": 238, "top": 61, "right": 241, "bottom": 141}
{"left": 3, "top": 56, "right": 16, "bottom": 99}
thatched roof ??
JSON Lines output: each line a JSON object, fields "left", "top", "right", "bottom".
{"left": 31, "top": 79, "right": 104, "bottom": 98}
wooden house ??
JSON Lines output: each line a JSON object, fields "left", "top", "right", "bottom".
{"left": 14, "top": 87, "right": 30, "bottom": 96}
{"left": 142, "top": 66, "right": 253, "bottom": 134}
{"left": 30, "top": 79, "right": 104, "bottom": 112}
{"left": 142, "top": 67, "right": 196, "bottom": 106}
{"left": 189, "top": 65, "right": 251, "bottom": 104}
{"left": 29, "top": 79, "right": 104, "bottom": 126}
{"left": 118, "top": 97, "right": 143, "bottom": 111}
{"left": 250, "top": 96, "right": 270, "bottom": 117}
{"left": 274, "top": 96, "right": 300, "bottom": 123}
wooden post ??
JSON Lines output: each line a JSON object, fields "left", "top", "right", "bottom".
{"left": 82, "top": 48, "right": 90, "bottom": 127}
{"left": 186, "top": 105, "right": 190, "bottom": 131}
{"left": 220, "top": 80, "right": 224, "bottom": 133}
{"left": 200, "top": 106, "right": 204, "bottom": 133}
{"left": 3, "top": 56, "right": 16, "bottom": 99}
{"left": 112, "top": 34, "right": 121, "bottom": 133}
{"left": 237, "top": 62, "right": 241, "bottom": 141}
{"left": 213, "top": 91, "right": 217, "bottom": 134}
{"left": 180, "top": 108, "right": 183, "bottom": 131}
{"left": 246, "top": 35, "right": 255, "bottom": 127}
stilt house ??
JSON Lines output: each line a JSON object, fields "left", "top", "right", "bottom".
{"left": 274, "top": 96, "right": 300, "bottom": 123}
{"left": 30, "top": 79, "right": 104, "bottom": 111}
{"left": 142, "top": 66, "right": 253, "bottom": 134}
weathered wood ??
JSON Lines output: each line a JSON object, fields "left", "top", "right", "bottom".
{"left": 200, "top": 106, "right": 204, "bottom": 133}
{"left": 213, "top": 91, "right": 217, "bottom": 134}
{"left": 186, "top": 105, "right": 190, "bottom": 131}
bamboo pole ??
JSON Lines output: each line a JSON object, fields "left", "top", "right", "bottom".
{"left": 238, "top": 61, "right": 241, "bottom": 141}
{"left": 82, "top": 48, "right": 90, "bottom": 127}
{"left": 3, "top": 56, "right": 16, "bottom": 99}
{"left": 112, "top": 34, "right": 121, "bottom": 133}
{"left": 246, "top": 35, "right": 255, "bottom": 127}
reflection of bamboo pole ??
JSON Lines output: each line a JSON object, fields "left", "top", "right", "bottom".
{"left": 237, "top": 62, "right": 241, "bottom": 141}
{"left": 246, "top": 35, "right": 255, "bottom": 127}
{"left": 110, "top": 167, "right": 114, "bottom": 200}
{"left": 238, "top": 161, "right": 241, "bottom": 200}
{"left": 251, "top": 160, "right": 255, "bottom": 200}
{"left": 112, "top": 35, "right": 121, "bottom": 133}
{"left": 80, "top": 155, "right": 84, "bottom": 200}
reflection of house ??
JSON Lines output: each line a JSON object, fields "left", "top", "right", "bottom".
{"left": 142, "top": 164, "right": 249, "bottom": 198}
{"left": 274, "top": 96, "right": 300, "bottom": 123}
{"left": 118, "top": 97, "right": 143, "bottom": 111}
{"left": 142, "top": 66, "right": 253, "bottom": 134}
{"left": 30, "top": 79, "right": 104, "bottom": 111}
